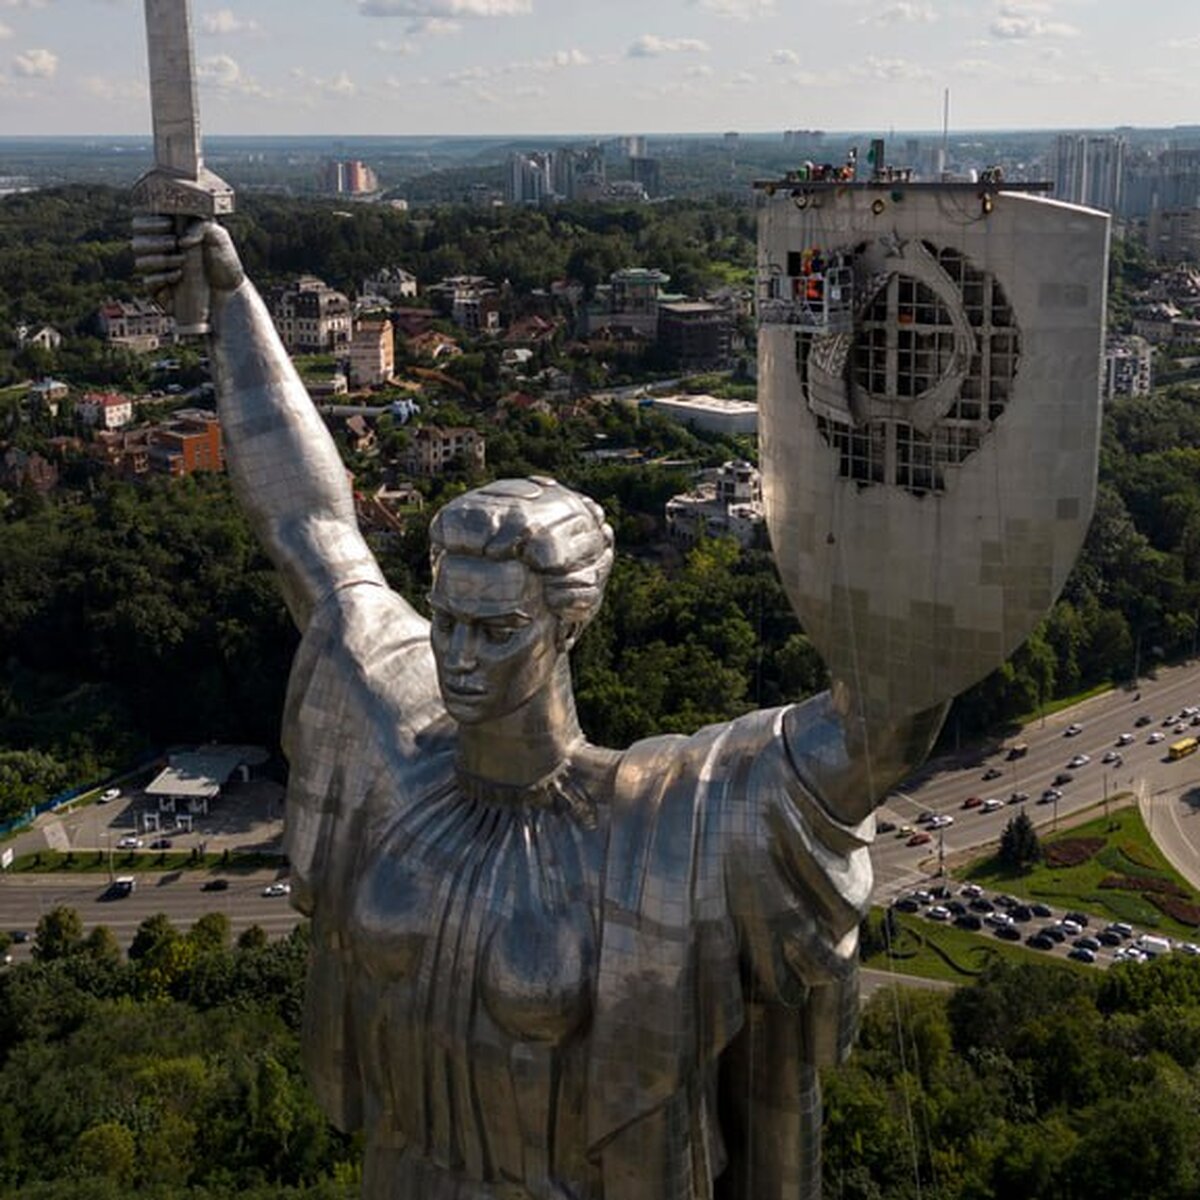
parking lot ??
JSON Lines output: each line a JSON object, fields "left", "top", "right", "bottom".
{"left": 891, "top": 883, "right": 1197, "bottom": 969}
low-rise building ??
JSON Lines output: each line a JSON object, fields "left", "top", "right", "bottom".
{"left": 666, "top": 460, "right": 764, "bottom": 548}
{"left": 403, "top": 425, "right": 486, "bottom": 477}
{"left": 274, "top": 276, "right": 352, "bottom": 354}
{"left": 0, "top": 447, "right": 58, "bottom": 495}
{"left": 78, "top": 391, "right": 134, "bottom": 431}
{"left": 648, "top": 393, "right": 758, "bottom": 437}
{"left": 657, "top": 300, "right": 734, "bottom": 371}
{"left": 349, "top": 318, "right": 395, "bottom": 387}
{"left": 97, "top": 298, "right": 173, "bottom": 352}
{"left": 1104, "top": 334, "right": 1153, "bottom": 399}
{"left": 427, "top": 275, "right": 502, "bottom": 335}
{"left": 363, "top": 266, "right": 418, "bottom": 301}
{"left": 1148, "top": 207, "right": 1200, "bottom": 264}
{"left": 15, "top": 323, "right": 63, "bottom": 352}
{"left": 26, "top": 378, "right": 69, "bottom": 417}
{"left": 585, "top": 268, "right": 669, "bottom": 338}
{"left": 148, "top": 409, "right": 223, "bottom": 476}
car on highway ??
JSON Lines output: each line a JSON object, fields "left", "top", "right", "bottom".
{"left": 982, "top": 766, "right": 1002, "bottom": 780}
{"left": 262, "top": 882, "right": 292, "bottom": 898}
{"left": 1064, "top": 723, "right": 1083, "bottom": 737}
{"left": 1067, "top": 754, "right": 1091, "bottom": 768}
{"left": 10, "top": 931, "right": 30, "bottom": 944}
{"left": 1117, "top": 732, "right": 1135, "bottom": 745}
{"left": 962, "top": 795, "right": 984, "bottom": 809}
{"left": 102, "top": 876, "right": 135, "bottom": 900}
{"left": 916, "top": 810, "right": 937, "bottom": 824}
{"left": 1175, "top": 723, "right": 1188, "bottom": 735}
{"left": 201, "top": 878, "right": 230, "bottom": 892}
{"left": 1135, "top": 714, "right": 1153, "bottom": 727}
{"left": 897, "top": 825, "right": 913, "bottom": 837}
{"left": 149, "top": 838, "right": 173, "bottom": 850}
{"left": 929, "top": 814, "right": 955, "bottom": 829}
{"left": 1102, "top": 750, "right": 1123, "bottom": 764}
{"left": 1039, "top": 788, "right": 1063, "bottom": 804}
{"left": 116, "top": 836, "right": 143, "bottom": 850}
{"left": 1053, "top": 771, "right": 1075, "bottom": 786}
{"left": 981, "top": 798, "right": 1004, "bottom": 813}
{"left": 98, "top": 787, "right": 121, "bottom": 804}
{"left": 1149, "top": 731, "right": 1166, "bottom": 744}
{"left": 907, "top": 832, "right": 932, "bottom": 847}
{"left": 1008, "top": 791, "right": 1030, "bottom": 805}
{"left": 876, "top": 820, "right": 896, "bottom": 834}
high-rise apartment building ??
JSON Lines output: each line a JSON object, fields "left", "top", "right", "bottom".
{"left": 1053, "top": 134, "right": 1126, "bottom": 212}
{"left": 322, "top": 159, "right": 380, "bottom": 196}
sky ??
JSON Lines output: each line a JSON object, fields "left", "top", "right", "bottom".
{"left": 0, "top": 0, "right": 1197, "bottom": 138}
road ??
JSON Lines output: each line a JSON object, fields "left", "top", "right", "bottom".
{"left": 0, "top": 870, "right": 301, "bottom": 961}
{"left": 872, "top": 659, "right": 1200, "bottom": 902}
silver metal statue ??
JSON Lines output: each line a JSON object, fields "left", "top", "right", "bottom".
{"left": 132, "top": 13, "right": 1110, "bottom": 1191}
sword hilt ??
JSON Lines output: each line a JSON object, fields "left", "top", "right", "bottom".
{"left": 172, "top": 214, "right": 211, "bottom": 338}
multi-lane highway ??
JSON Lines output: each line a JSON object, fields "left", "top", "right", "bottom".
{"left": 0, "top": 871, "right": 301, "bottom": 962}
{"left": 873, "top": 660, "right": 1200, "bottom": 901}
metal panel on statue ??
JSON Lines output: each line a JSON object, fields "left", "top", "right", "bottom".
{"left": 756, "top": 186, "right": 1109, "bottom": 728}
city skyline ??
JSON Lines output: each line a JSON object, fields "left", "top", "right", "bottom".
{"left": 0, "top": 1, "right": 1196, "bottom": 139}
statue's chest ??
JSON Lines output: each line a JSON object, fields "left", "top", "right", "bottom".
{"left": 349, "top": 781, "right": 605, "bottom": 1049}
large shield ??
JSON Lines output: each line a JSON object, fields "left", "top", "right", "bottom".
{"left": 757, "top": 185, "right": 1109, "bottom": 728}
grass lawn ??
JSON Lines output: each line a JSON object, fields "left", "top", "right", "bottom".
{"left": 1010, "top": 681, "right": 1115, "bottom": 728}
{"left": 10, "top": 849, "right": 284, "bottom": 875}
{"left": 956, "top": 807, "right": 1200, "bottom": 938}
{"left": 861, "top": 909, "right": 1092, "bottom": 983}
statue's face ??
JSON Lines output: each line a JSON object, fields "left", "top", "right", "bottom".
{"left": 429, "top": 554, "right": 560, "bottom": 725}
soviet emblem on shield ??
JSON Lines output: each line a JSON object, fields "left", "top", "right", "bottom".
{"left": 801, "top": 237, "right": 1020, "bottom": 497}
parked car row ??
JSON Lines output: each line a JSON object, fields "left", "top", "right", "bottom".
{"left": 891, "top": 885, "right": 1195, "bottom": 968}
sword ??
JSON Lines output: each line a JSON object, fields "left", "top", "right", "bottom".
{"left": 131, "top": 0, "right": 234, "bottom": 337}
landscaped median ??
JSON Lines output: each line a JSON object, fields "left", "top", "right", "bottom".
{"left": 6, "top": 848, "right": 285, "bottom": 875}
{"left": 958, "top": 807, "right": 1200, "bottom": 940}
{"left": 860, "top": 908, "right": 1094, "bottom": 983}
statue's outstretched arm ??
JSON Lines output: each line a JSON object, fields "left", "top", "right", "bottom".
{"left": 134, "top": 217, "right": 416, "bottom": 634}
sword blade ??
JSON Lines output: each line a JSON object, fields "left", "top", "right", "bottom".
{"left": 144, "top": 0, "right": 202, "bottom": 180}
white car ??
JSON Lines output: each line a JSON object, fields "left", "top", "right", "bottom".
{"left": 1149, "top": 731, "right": 1166, "bottom": 744}
{"left": 960, "top": 883, "right": 983, "bottom": 899}
{"left": 1117, "top": 732, "right": 1134, "bottom": 746}
{"left": 1064, "top": 723, "right": 1083, "bottom": 737}
{"left": 927, "top": 905, "right": 951, "bottom": 921}
{"left": 929, "top": 814, "right": 955, "bottom": 829}
{"left": 981, "top": 798, "right": 1004, "bottom": 812}
{"left": 98, "top": 787, "right": 121, "bottom": 804}
{"left": 262, "top": 882, "right": 292, "bottom": 898}
{"left": 115, "top": 836, "right": 143, "bottom": 849}
{"left": 1067, "top": 754, "right": 1091, "bottom": 768}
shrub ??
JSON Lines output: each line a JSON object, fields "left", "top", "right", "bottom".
{"left": 1044, "top": 837, "right": 1105, "bottom": 867}
{"left": 1153, "top": 895, "right": 1200, "bottom": 926}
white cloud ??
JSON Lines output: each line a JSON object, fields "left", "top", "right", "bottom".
{"left": 724, "top": 70, "right": 757, "bottom": 88}
{"left": 290, "top": 66, "right": 359, "bottom": 100}
{"left": 852, "top": 55, "right": 933, "bottom": 82}
{"left": 440, "top": 48, "right": 590, "bottom": 87}
{"left": 1165, "top": 34, "right": 1200, "bottom": 51}
{"left": 0, "top": 1, "right": 51, "bottom": 8}
{"left": 374, "top": 38, "right": 416, "bottom": 54}
{"left": 769, "top": 48, "right": 798, "bottom": 65}
{"left": 990, "top": 3, "right": 1078, "bottom": 39}
{"left": 627, "top": 34, "right": 710, "bottom": 58}
{"left": 685, "top": 63, "right": 714, "bottom": 77}
{"left": 407, "top": 16, "right": 461, "bottom": 34}
{"left": 81, "top": 74, "right": 146, "bottom": 103}
{"left": 12, "top": 46, "right": 55, "bottom": 77}
{"left": 198, "top": 53, "right": 271, "bottom": 97}
{"left": 200, "top": 9, "right": 261, "bottom": 36}
{"left": 865, "top": 2, "right": 937, "bottom": 25}
{"left": 0, "top": 21, "right": 10, "bottom": 38}
{"left": 358, "top": 0, "right": 531, "bottom": 16}
{"left": 688, "top": 0, "right": 775, "bottom": 18}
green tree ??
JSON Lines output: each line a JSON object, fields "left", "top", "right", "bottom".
{"left": 998, "top": 810, "right": 1042, "bottom": 871}
{"left": 32, "top": 906, "right": 83, "bottom": 963}
{"left": 73, "top": 1122, "right": 135, "bottom": 1185}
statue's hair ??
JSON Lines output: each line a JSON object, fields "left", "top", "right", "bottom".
{"left": 429, "top": 477, "right": 614, "bottom": 627}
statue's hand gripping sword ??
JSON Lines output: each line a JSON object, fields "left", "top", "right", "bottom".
{"left": 131, "top": 0, "right": 234, "bottom": 337}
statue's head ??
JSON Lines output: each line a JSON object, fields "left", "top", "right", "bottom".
{"left": 428, "top": 478, "right": 614, "bottom": 724}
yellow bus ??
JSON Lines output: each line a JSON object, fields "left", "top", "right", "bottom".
{"left": 1169, "top": 737, "right": 1199, "bottom": 761}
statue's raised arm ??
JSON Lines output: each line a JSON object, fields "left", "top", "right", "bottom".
{"left": 133, "top": 218, "right": 415, "bottom": 636}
